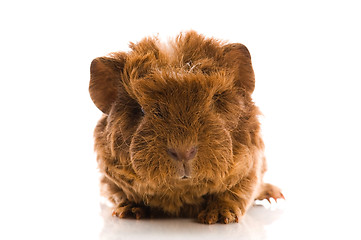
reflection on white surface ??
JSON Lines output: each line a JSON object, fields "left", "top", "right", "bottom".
{"left": 96, "top": 193, "right": 361, "bottom": 240}
{"left": 99, "top": 201, "right": 284, "bottom": 240}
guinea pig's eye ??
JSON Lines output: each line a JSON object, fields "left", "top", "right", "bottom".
{"left": 212, "top": 93, "right": 221, "bottom": 101}
{"left": 212, "top": 91, "right": 230, "bottom": 110}
{"left": 212, "top": 91, "right": 226, "bottom": 103}
{"left": 151, "top": 104, "right": 164, "bottom": 118}
{"left": 141, "top": 107, "right": 145, "bottom": 115}
{"left": 153, "top": 109, "right": 163, "bottom": 118}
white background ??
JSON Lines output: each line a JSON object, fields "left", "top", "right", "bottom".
{"left": 1, "top": 1, "right": 360, "bottom": 239}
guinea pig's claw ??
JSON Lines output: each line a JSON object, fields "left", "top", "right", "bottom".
{"left": 257, "top": 183, "right": 285, "bottom": 203}
{"left": 273, "top": 192, "right": 285, "bottom": 202}
{"left": 266, "top": 193, "right": 285, "bottom": 203}
{"left": 133, "top": 211, "right": 142, "bottom": 220}
{"left": 280, "top": 192, "right": 285, "bottom": 200}
{"left": 112, "top": 210, "right": 119, "bottom": 217}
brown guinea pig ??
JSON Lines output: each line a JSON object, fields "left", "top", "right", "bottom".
{"left": 89, "top": 31, "right": 284, "bottom": 224}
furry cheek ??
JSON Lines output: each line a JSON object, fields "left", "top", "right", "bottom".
{"left": 194, "top": 119, "right": 233, "bottom": 182}
{"left": 129, "top": 119, "right": 177, "bottom": 183}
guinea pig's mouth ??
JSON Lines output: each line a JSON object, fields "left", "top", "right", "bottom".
{"left": 176, "top": 162, "right": 192, "bottom": 180}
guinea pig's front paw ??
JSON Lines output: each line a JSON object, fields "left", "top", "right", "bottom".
{"left": 198, "top": 201, "right": 241, "bottom": 224}
{"left": 112, "top": 201, "right": 149, "bottom": 220}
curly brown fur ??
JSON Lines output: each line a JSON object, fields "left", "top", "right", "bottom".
{"left": 89, "top": 31, "right": 283, "bottom": 224}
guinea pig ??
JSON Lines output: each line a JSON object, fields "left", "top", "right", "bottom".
{"left": 89, "top": 31, "right": 284, "bottom": 224}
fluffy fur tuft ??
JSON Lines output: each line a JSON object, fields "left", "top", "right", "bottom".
{"left": 89, "top": 31, "right": 283, "bottom": 224}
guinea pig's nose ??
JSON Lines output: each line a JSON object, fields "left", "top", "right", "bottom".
{"left": 167, "top": 146, "right": 198, "bottom": 162}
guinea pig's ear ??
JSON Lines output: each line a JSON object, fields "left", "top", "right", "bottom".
{"left": 223, "top": 43, "right": 255, "bottom": 94}
{"left": 89, "top": 53, "right": 126, "bottom": 113}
